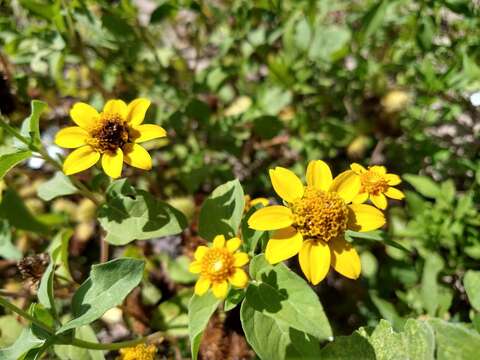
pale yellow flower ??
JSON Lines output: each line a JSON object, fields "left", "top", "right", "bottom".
{"left": 189, "top": 235, "right": 249, "bottom": 299}
{"left": 248, "top": 160, "right": 386, "bottom": 284}
{"left": 244, "top": 195, "right": 269, "bottom": 213}
{"left": 350, "top": 163, "right": 404, "bottom": 210}
{"left": 55, "top": 99, "right": 166, "bottom": 178}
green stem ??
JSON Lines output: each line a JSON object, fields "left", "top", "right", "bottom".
{"left": 0, "top": 296, "right": 53, "bottom": 333}
{"left": 0, "top": 296, "right": 163, "bottom": 351}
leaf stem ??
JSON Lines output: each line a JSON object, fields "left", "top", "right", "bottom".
{"left": 0, "top": 295, "right": 164, "bottom": 351}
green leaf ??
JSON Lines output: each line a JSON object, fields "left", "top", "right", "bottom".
{"left": 37, "top": 172, "right": 78, "bottom": 201}
{"left": 0, "top": 189, "right": 49, "bottom": 234}
{"left": 160, "top": 254, "right": 197, "bottom": 284}
{"left": 421, "top": 253, "right": 444, "bottom": 316}
{"left": 17, "top": 100, "right": 47, "bottom": 149}
{"left": 428, "top": 318, "right": 480, "bottom": 360}
{"left": 355, "top": 319, "right": 435, "bottom": 360}
{"left": 57, "top": 258, "right": 145, "bottom": 334}
{"left": 224, "top": 288, "right": 245, "bottom": 312}
{"left": 0, "top": 327, "right": 45, "bottom": 360}
{"left": 54, "top": 325, "right": 105, "bottom": 360}
{"left": 98, "top": 179, "right": 187, "bottom": 245}
{"left": 188, "top": 292, "right": 220, "bottom": 360}
{"left": 241, "top": 206, "right": 269, "bottom": 256}
{"left": 359, "top": 0, "right": 390, "bottom": 41}
{"left": 37, "top": 261, "right": 56, "bottom": 319}
{"left": 198, "top": 179, "right": 245, "bottom": 241}
{"left": 308, "top": 25, "right": 351, "bottom": 62}
{"left": 245, "top": 255, "right": 331, "bottom": 340}
{"left": 0, "top": 220, "right": 21, "bottom": 260}
{"left": 153, "top": 290, "right": 190, "bottom": 336}
{"left": 0, "top": 315, "right": 24, "bottom": 347}
{"left": 241, "top": 300, "right": 322, "bottom": 360}
{"left": 0, "top": 150, "right": 31, "bottom": 180}
{"left": 464, "top": 270, "right": 480, "bottom": 312}
{"left": 403, "top": 174, "right": 441, "bottom": 199}
{"left": 47, "top": 229, "right": 74, "bottom": 281}
{"left": 240, "top": 255, "right": 331, "bottom": 359}
{"left": 319, "top": 333, "right": 375, "bottom": 359}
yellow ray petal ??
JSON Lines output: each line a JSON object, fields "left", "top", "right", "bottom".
{"left": 63, "top": 146, "right": 100, "bottom": 176}
{"left": 189, "top": 261, "right": 202, "bottom": 273}
{"left": 103, "top": 99, "right": 127, "bottom": 118}
{"left": 298, "top": 239, "right": 330, "bottom": 285}
{"left": 249, "top": 197, "right": 269, "bottom": 207}
{"left": 194, "top": 277, "right": 211, "bottom": 296}
{"left": 101, "top": 148, "right": 123, "bottom": 179}
{"left": 126, "top": 98, "right": 151, "bottom": 126}
{"left": 55, "top": 127, "right": 88, "bottom": 148}
{"left": 265, "top": 226, "right": 303, "bottom": 264}
{"left": 212, "top": 281, "right": 228, "bottom": 299}
{"left": 226, "top": 237, "right": 241, "bottom": 252}
{"left": 247, "top": 205, "right": 293, "bottom": 231}
{"left": 352, "top": 192, "right": 369, "bottom": 204}
{"left": 269, "top": 167, "right": 304, "bottom": 203}
{"left": 350, "top": 163, "right": 367, "bottom": 174}
{"left": 194, "top": 246, "right": 209, "bottom": 260}
{"left": 131, "top": 124, "right": 167, "bottom": 143}
{"left": 385, "top": 174, "right": 401, "bottom": 186}
{"left": 385, "top": 187, "right": 405, "bottom": 200}
{"left": 370, "top": 193, "right": 387, "bottom": 210}
{"left": 348, "top": 204, "right": 385, "bottom": 232}
{"left": 213, "top": 235, "right": 225, "bottom": 248}
{"left": 330, "top": 170, "right": 361, "bottom": 203}
{"left": 70, "top": 103, "right": 99, "bottom": 130}
{"left": 229, "top": 268, "right": 248, "bottom": 288}
{"left": 233, "top": 252, "right": 249, "bottom": 267}
{"left": 123, "top": 143, "right": 152, "bottom": 170}
{"left": 330, "top": 237, "right": 361, "bottom": 279}
{"left": 370, "top": 165, "right": 386, "bottom": 174}
{"left": 306, "top": 160, "right": 333, "bottom": 191}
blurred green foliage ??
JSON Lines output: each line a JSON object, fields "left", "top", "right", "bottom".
{"left": 1, "top": 0, "right": 480, "bottom": 356}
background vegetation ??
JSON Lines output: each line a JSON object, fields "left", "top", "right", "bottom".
{"left": 1, "top": 0, "right": 480, "bottom": 358}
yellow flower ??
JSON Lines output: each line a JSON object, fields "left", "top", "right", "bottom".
{"left": 118, "top": 344, "right": 156, "bottom": 360}
{"left": 350, "top": 163, "right": 405, "bottom": 210}
{"left": 55, "top": 99, "right": 167, "bottom": 178}
{"left": 189, "top": 235, "right": 249, "bottom": 299}
{"left": 244, "top": 195, "right": 269, "bottom": 213}
{"left": 247, "top": 160, "right": 386, "bottom": 284}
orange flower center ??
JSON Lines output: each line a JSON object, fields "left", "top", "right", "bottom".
{"left": 360, "top": 170, "right": 389, "bottom": 195}
{"left": 119, "top": 344, "right": 157, "bottom": 360}
{"left": 291, "top": 187, "right": 349, "bottom": 242}
{"left": 87, "top": 113, "right": 130, "bottom": 153}
{"left": 200, "top": 248, "right": 235, "bottom": 283}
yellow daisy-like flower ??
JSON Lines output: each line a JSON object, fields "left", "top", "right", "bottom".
{"left": 55, "top": 99, "right": 167, "bottom": 178}
{"left": 244, "top": 195, "right": 269, "bottom": 213}
{"left": 350, "top": 163, "right": 405, "bottom": 210}
{"left": 117, "top": 344, "right": 156, "bottom": 360}
{"left": 189, "top": 235, "right": 249, "bottom": 299}
{"left": 247, "top": 160, "right": 386, "bottom": 284}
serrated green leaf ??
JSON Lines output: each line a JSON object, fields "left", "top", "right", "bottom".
{"left": 57, "top": 258, "right": 144, "bottom": 334}
{"left": 188, "top": 292, "right": 220, "bottom": 360}
{"left": 98, "top": 179, "right": 187, "bottom": 245}
{"left": 0, "top": 150, "right": 31, "bottom": 180}
{"left": 464, "top": 270, "right": 480, "bottom": 312}
{"left": 198, "top": 179, "right": 244, "bottom": 241}
{"left": 37, "top": 172, "right": 78, "bottom": 201}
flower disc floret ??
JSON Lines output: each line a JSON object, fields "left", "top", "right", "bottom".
{"left": 87, "top": 113, "right": 130, "bottom": 153}
{"left": 118, "top": 344, "right": 156, "bottom": 360}
{"left": 200, "top": 247, "right": 235, "bottom": 283}
{"left": 291, "top": 187, "right": 348, "bottom": 242}
{"left": 359, "top": 170, "right": 389, "bottom": 195}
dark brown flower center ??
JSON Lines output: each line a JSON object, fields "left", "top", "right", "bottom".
{"left": 88, "top": 113, "right": 130, "bottom": 153}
